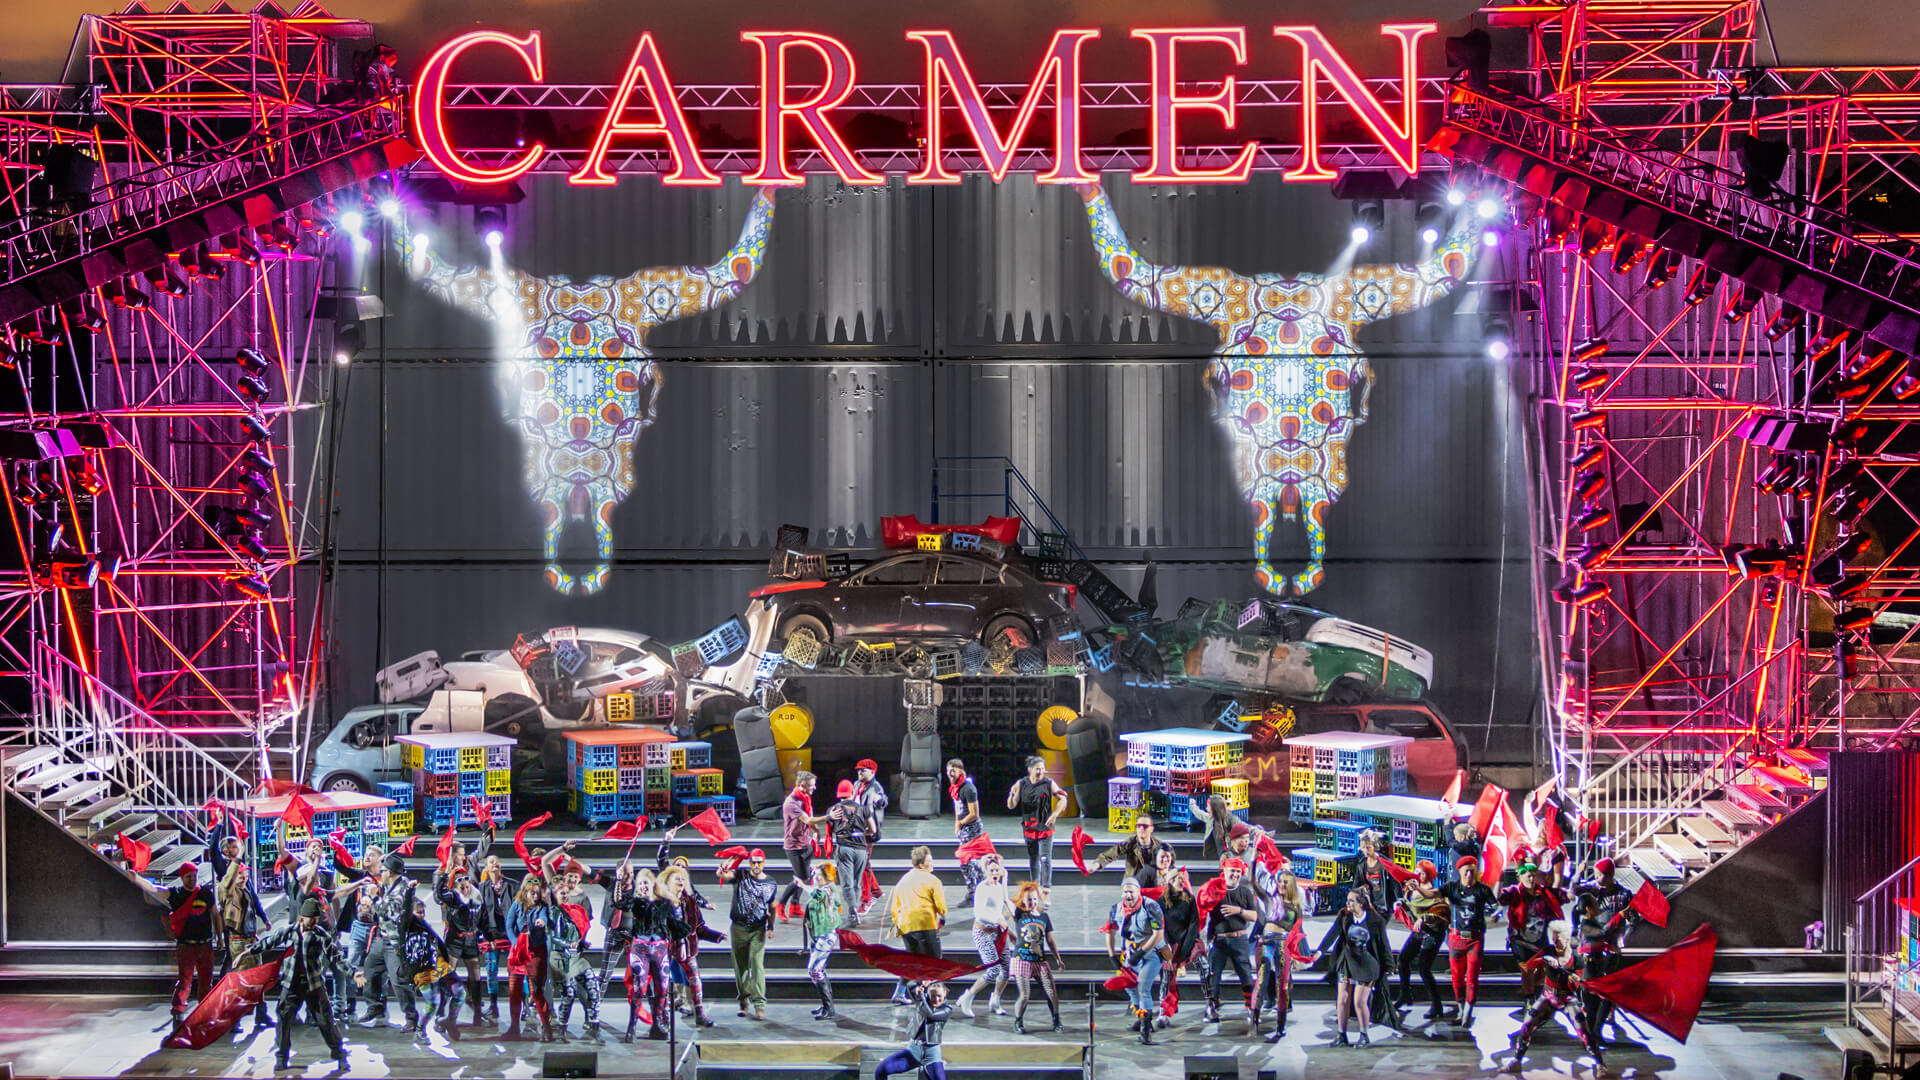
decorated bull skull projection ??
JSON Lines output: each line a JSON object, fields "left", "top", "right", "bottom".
{"left": 1078, "top": 182, "right": 1477, "bottom": 596}
{"left": 399, "top": 188, "right": 776, "bottom": 594}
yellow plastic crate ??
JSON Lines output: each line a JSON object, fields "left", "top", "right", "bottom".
{"left": 566, "top": 790, "right": 579, "bottom": 813}
{"left": 583, "top": 768, "right": 616, "bottom": 795}
{"left": 670, "top": 749, "right": 690, "bottom": 771}
{"left": 1211, "top": 777, "right": 1250, "bottom": 811}
{"left": 1289, "top": 771, "right": 1314, "bottom": 794}
{"left": 917, "top": 533, "right": 943, "bottom": 551}
{"left": 1206, "top": 744, "right": 1232, "bottom": 769}
{"left": 1108, "top": 806, "right": 1136, "bottom": 833}
{"left": 402, "top": 744, "right": 424, "bottom": 770}
{"left": 693, "top": 767, "right": 724, "bottom": 795}
{"left": 485, "top": 769, "right": 511, "bottom": 795}
{"left": 1314, "top": 857, "right": 1337, "bottom": 884}
{"left": 458, "top": 747, "right": 485, "bottom": 771}
{"left": 387, "top": 810, "right": 414, "bottom": 837}
{"left": 606, "top": 693, "right": 634, "bottom": 723}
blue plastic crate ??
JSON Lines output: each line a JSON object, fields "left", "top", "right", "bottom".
{"left": 581, "top": 792, "right": 621, "bottom": 824}
{"left": 338, "top": 832, "right": 364, "bottom": 857}
{"left": 1231, "top": 807, "right": 1250, "bottom": 823}
{"left": 1127, "top": 763, "right": 1149, "bottom": 779}
{"left": 1289, "top": 793, "right": 1315, "bottom": 822}
{"left": 583, "top": 744, "right": 618, "bottom": 770}
{"left": 362, "top": 807, "right": 388, "bottom": 835}
{"left": 308, "top": 811, "right": 337, "bottom": 835}
{"left": 376, "top": 781, "right": 413, "bottom": 809}
{"left": 1316, "top": 820, "right": 1367, "bottom": 853}
{"left": 1169, "top": 745, "right": 1208, "bottom": 769}
{"left": 617, "top": 791, "right": 646, "bottom": 818}
{"left": 423, "top": 796, "right": 457, "bottom": 827}
{"left": 1390, "top": 768, "right": 1409, "bottom": 793}
{"left": 424, "top": 746, "right": 460, "bottom": 772}
{"left": 459, "top": 772, "right": 485, "bottom": 795}
{"left": 252, "top": 815, "right": 278, "bottom": 840}
{"left": 1165, "top": 797, "right": 1194, "bottom": 825}
{"left": 695, "top": 618, "right": 750, "bottom": 665}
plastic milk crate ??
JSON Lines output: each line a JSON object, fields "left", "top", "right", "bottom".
{"left": 1108, "top": 777, "right": 1143, "bottom": 809}
{"left": 388, "top": 810, "right": 414, "bottom": 837}
{"left": 675, "top": 795, "right": 735, "bottom": 826}
{"left": 486, "top": 770, "right": 511, "bottom": 795}
{"left": 1109, "top": 806, "right": 1138, "bottom": 832}
{"left": 1289, "top": 794, "right": 1315, "bottom": 822}
{"left": 486, "top": 744, "right": 513, "bottom": 770}
{"left": 1211, "top": 777, "right": 1250, "bottom": 811}
{"left": 644, "top": 743, "right": 672, "bottom": 768}
{"left": 618, "top": 743, "right": 646, "bottom": 769}
{"left": 617, "top": 767, "right": 645, "bottom": 792}
{"left": 645, "top": 766, "right": 670, "bottom": 792}
{"left": 617, "top": 792, "right": 645, "bottom": 818}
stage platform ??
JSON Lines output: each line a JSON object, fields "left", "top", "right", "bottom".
{"left": 0, "top": 992, "right": 1841, "bottom": 1078}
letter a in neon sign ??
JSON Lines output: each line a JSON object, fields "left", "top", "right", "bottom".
{"left": 571, "top": 34, "right": 719, "bottom": 186}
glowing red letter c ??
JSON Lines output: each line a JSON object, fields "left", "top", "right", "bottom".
{"left": 413, "top": 30, "right": 547, "bottom": 186}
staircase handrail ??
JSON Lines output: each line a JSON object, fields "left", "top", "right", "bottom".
{"left": 932, "top": 455, "right": 1094, "bottom": 563}
{"left": 22, "top": 643, "right": 253, "bottom": 827}
{"left": 0, "top": 97, "right": 404, "bottom": 283}
{"left": 1446, "top": 84, "right": 1920, "bottom": 315}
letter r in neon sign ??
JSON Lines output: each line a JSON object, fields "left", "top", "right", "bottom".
{"left": 741, "top": 31, "right": 883, "bottom": 186}
{"left": 413, "top": 30, "right": 548, "bottom": 186}
{"left": 1273, "top": 23, "right": 1435, "bottom": 181}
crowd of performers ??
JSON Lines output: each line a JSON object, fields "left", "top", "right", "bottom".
{"left": 146, "top": 760, "right": 1666, "bottom": 1073}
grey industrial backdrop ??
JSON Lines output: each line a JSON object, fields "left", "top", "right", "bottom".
{"left": 322, "top": 171, "right": 1536, "bottom": 765}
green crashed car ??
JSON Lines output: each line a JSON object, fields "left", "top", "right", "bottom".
{"left": 1111, "top": 599, "right": 1433, "bottom": 704}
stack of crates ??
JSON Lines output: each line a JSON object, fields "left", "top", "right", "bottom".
{"left": 1898, "top": 899, "right": 1920, "bottom": 994}
{"left": 1280, "top": 732, "right": 1412, "bottom": 823}
{"left": 400, "top": 733, "right": 515, "bottom": 829}
{"left": 665, "top": 741, "right": 722, "bottom": 821}
{"left": 377, "top": 782, "right": 413, "bottom": 842}
{"left": 564, "top": 727, "right": 676, "bottom": 825}
{"left": 232, "top": 792, "right": 396, "bottom": 892}
{"left": 1318, "top": 795, "right": 1459, "bottom": 871}
{"left": 1118, "top": 729, "right": 1253, "bottom": 828}
{"left": 1107, "top": 776, "right": 1143, "bottom": 832}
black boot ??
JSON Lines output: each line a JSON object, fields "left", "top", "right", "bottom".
{"left": 647, "top": 1021, "right": 668, "bottom": 1041}
{"left": 815, "top": 983, "right": 836, "bottom": 1020}
{"left": 486, "top": 990, "right": 500, "bottom": 1021}
{"left": 1138, "top": 1010, "right": 1153, "bottom": 1045}
{"left": 274, "top": 1053, "right": 291, "bottom": 1071}
{"left": 1203, "top": 998, "right": 1220, "bottom": 1024}
{"left": 623, "top": 1015, "right": 637, "bottom": 1043}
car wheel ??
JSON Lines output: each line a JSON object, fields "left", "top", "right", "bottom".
{"left": 318, "top": 772, "right": 370, "bottom": 794}
{"left": 1327, "top": 676, "right": 1369, "bottom": 705}
{"left": 779, "top": 612, "right": 831, "bottom": 647}
{"left": 982, "top": 614, "right": 1036, "bottom": 652}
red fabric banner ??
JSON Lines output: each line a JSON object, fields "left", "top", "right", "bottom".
{"left": 835, "top": 929, "right": 990, "bottom": 982}
{"left": 161, "top": 951, "right": 288, "bottom": 1049}
{"left": 326, "top": 831, "right": 355, "bottom": 871}
{"left": 955, "top": 833, "right": 997, "bottom": 864}
{"left": 282, "top": 794, "right": 313, "bottom": 832}
{"left": 684, "top": 807, "right": 732, "bottom": 845}
{"left": 117, "top": 832, "right": 152, "bottom": 873}
{"left": 1071, "top": 826, "right": 1092, "bottom": 876}
{"left": 1631, "top": 880, "right": 1672, "bottom": 928}
{"left": 514, "top": 812, "right": 553, "bottom": 873}
{"left": 1584, "top": 923, "right": 1718, "bottom": 1042}
{"left": 394, "top": 835, "right": 418, "bottom": 857}
{"left": 600, "top": 816, "right": 650, "bottom": 842}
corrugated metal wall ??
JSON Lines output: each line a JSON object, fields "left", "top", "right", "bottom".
{"left": 327, "top": 174, "right": 1537, "bottom": 762}
{"left": 1824, "top": 751, "right": 1920, "bottom": 951}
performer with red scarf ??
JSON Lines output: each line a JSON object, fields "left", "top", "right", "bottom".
{"left": 1394, "top": 860, "right": 1452, "bottom": 1021}
{"left": 1572, "top": 857, "right": 1638, "bottom": 1047}
{"left": 141, "top": 862, "right": 220, "bottom": 1028}
{"left": 1198, "top": 857, "right": 1262, "bottom": 1029}
{"left": 1438, "top": 856, "right": 1498, "bottom": 1027}
{"left": 1497, "top": 863, "right": 1566, "bottom": 1001}
{"left": 946, "top": 759, "right": 985, "bottom": 905}
{"left": 851, "top": 758, "right": 888, "bottom": 915}
{"left": 777, "top": 771, "right": 829, "bottom": 921}
{"left": 1505, "top": 919, "right": 1602, "bottom": 1073}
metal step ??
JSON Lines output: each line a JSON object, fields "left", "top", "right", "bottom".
{"left": 95, "top": 812, "right": 156, "bottom": 841}
{"left": 1727, "top": 783, "right": 1788, "bottom": 817}
{"left": 1704, "top": 797, "right": 1766, "bottom": 833}
{"left": 146, "top": 846, "right": 201, "bottom": 879}
{"left": 13, "top": 762, "right": 86, "bottom": 795}
{"left": 137, "top": 828, "right": 181, "bottom": 851}
{"left": 0, "top": 747, "right": 59, "bottom": 777}
{"left": 1654, "top": 831, "right": 1711, "bottom": 870}
{"left": 73, "top": 793, "right": 134, "bottom": 833}
{"left": 1677, "top": 814, "right": 1736, "bottom": 849}
{"left": 1627, "top": 845, "right": 1684, "bottom": 884}
{"left": 40, "top": 778, "right": 110, "bottom": 812}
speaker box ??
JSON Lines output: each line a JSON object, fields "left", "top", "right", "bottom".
{"left": 541, "top": 1050, "right": 598, "bottom": 1077}
{"left": 1184, "top": 1055, "right": 1237, "bottom": 1080}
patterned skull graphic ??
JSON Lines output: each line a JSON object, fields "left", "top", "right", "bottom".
{"left": 1079, "top": 182, "right": 1476, "bottom": 596}
{"left": 399, "top": 188, "right": 776, "bottom": 594}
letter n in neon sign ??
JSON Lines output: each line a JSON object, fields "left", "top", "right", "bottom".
{"left": 907, "top": 29, "right": 1099, "bottom": 185}
{"left": 571, "top": 34, "right": 719, "bottom": 186}
{"left": 1272, "top": 23, "right": 1435, "bottom": 181}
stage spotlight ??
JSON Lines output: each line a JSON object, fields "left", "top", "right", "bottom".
{"left": 235, "top": 347, "right": 268, "bottom": 375}
{"left": 340, "top": 209, "right": 365, "bottom": 235}
{"left": 1570, "top": 408, "right": 1608, "bottom": 431}
{"left": 1732, "top": 543, "right": 1790, "bottom": 579}
{"left": 1756, "top": 454, "right": 1801, "bottom": 494}
{"left": 1825, "top": 531, "right": 1873, "bottom": 564}
{"left": 1351, "top": 199, "right": 1384, "bottom": 246}
{"left": 1579, "top": 219, "right": 1611, "bottom": 259}
{"left": 236, "top": 374, "right": 270, "bottom": 402}
{"left": 1481, "top": 229, "right": 1501, "bottom": 248}
{"left": 232, "top": 234, "right": 263, "bottom": 266}
{"left": 1610, "top": 234, "right": 1647, "bottom": 275}
{"left": 241, "top": 415, "right": 272, "bottom": 445}
{"left": 1808, "top": 332, "right": 1850, "bottom": 366}
{"left": 1476, "top": 197, "right": 1502, "bottom": 220}
{"left": 1416, "top": 196, "right": 1446, "bottom": 245}
{"left": 411, "top": 232, "right": 430, "bottom": 252}
{"left": 1552, "top": 575, "right": 1611, "bottom": 607}
{"left": 234, "top": 532, "right": 270, "bottom": 562}
{"left": 1835, "top": 636, "right": 1858, "bottom": 679}
{"left": 1572, "top": 338, "right": 1610, "bottom": 365}
{"left": 1574, "top": 469, "right": 1607, "bottom": 500}
{"left": 1722, "top": 287, "right": 1761, "bottom": 323}
{"left": 1765, "top": 305, "right": 1804, "bottom": 341}
{"left": 1484, "top": 316, "right": 1512, "bottom": 360}
{"left": 233, "top": 505, "right": 272, "bottom": 532}
{"left": 1683, "top": 265, "right": 1722, "bottom": 306}
{"left": 1544, "top": 203, "right": 1576, "bottom": 244}
{"left": 1739, "top": 134, "right": 1791, "bottom": 200}
{"left": 148, "top": 264, "right": 190, "bottom": 299}
{"left": 378, "top": 197, "right": 401, "bottom": 219}
{"left": 239, "top": 470, "right": 273, "bottom": 501}
{"left": 1573, "top": 444, "right": 1607, "bottom": 472}
{"left": 1573, "top": 365, "right": 1608, "bottom": 393}
{"left": 1895, "top": 359, "right": 1920, "bottom": 400}
{"left": 1446, "top": 187, "right": 1466, "bottom": 207}
{"left": 1643, "top": 248, "right": 1681, "bottom": 289}
{"left": 232, "top": 574, "right": 271, "bottom": 601}
{"left": 334, "top": 322, "right": 365, "bottom": 366}
{"left": 74, "top": 298, "right": 107, "bottom": 333}
{"left": 1828, "top": 487, "right": 1871, "bottom": 525}
{"left": 475, "top": 205, "right": 508, "bottom": 248}
{"left": 1822, "top": 573, "right": 1871, "bottom": 602}
{"left": 1576, "top": 505, "right": 1613, "bottom": 533}
{"left": 0, "top": 339, "right": 17, "bottom": 370}
{"left": 1844, "top": 347, "right": 1897, "bottom": 380}
{"left": 241, "top": 448, "right": 274, "bottom": 476}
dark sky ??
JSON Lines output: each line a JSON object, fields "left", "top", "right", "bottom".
{"left": 6, "top": 0, "right": 1920, "bottom": 86}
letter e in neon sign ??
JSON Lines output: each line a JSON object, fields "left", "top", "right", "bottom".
{"left": 571, "top": 34, "right": 719, "bottom": 186}
{"left": 1131, "top": 28, "right": 1260, "bottom": 184}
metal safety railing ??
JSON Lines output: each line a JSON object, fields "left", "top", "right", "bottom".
{"left": 1447, "top": 85, "right": 1920, "bottom": 318}
{"left": 0, "top": 97, "right": 404, "bottom": 289}
{"left": 7, "top": 642, "right": 255, "bottom": 831}
{"left": 1846, "top": 854, "right": 1920, "bottom": 1075}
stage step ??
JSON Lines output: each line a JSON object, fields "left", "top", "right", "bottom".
{"left": 1653, "top": 832, "right": 1711, "bottom": 870}
{"left": 146, "top": 846, "right": 200, "bottom": 879}
{"left": 39, "top": 779, "right": 110, "bottom": 814}
{"left": 1627, "top": 846, "right": 1684, "bottom": 884}
{"left": 74, "top": 793, "right": 134, "bottom": 833}
{"left": 1727, "top": 783, "right": 1788, "bottom": 817}
{"left": 1677, "top": 814, "right": 1736, "bottom": 850}
{"left": 1704, "top": 798, "right": 1766, "bottom": 833}
{"left": 95, "top": 812, "right": 156, "bottom": 841}
{"left": 0, "top": 747, "right": 60, "bottom": 777}
{"left": 13, "top": 762, "right": 87, "bottom": 795}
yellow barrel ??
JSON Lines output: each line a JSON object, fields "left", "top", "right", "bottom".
{"left": 776, "top": 748, "right": 813, "bottom": 789}
{"left": 769, "top": 703, "right": 814, "bottom": 750}
{"left": 1036, "top": 705, "right": 1075, "bottom": 751}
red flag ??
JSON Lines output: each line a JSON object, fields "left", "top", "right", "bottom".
{"left": 562, "top": 902, "right": 591, "bottom": 939}
{"left": 1071, "top": 825, "right": 1092, "bottom": 876}
{"left": 1468, "top": 783, "right": 1505, "bottom": 840}
{"left": 160, "top": 951, "right": 289, "bottom": 1049}
{"left": 835, "top": 929, "right": 990, "bottom": 982}
{"left": 394, "top": 835, "right": 418, "bottom": 857}
{"left": 1161, "top": 984, "right": 1179, "bottom": 1016}
{"left": 514, "top": 812, "right": 552, "bottom": 873}
{"left": 282, "top": 794, "right": 314, "bottom": 832}
{"left": 1482, "top": 788, "right": 1523, "bottom": 884}
{"left": 326, "top": 831, "right": 355, "bottom": 871}
{"left": 1631, "top": 880, "right": 1672, "bottom": 928}
{"left": 1392, "top": 904, "right": 1417, "bottom": 931}
{"left": 601, "top": 819, "right": 642, "bottom": 842}
{"left": 272, "top": 853, "right": 297, "bottom": 877}
{"left": 1141, "top": 887, "right": 1166, "bottom": 901}
{"left": 683, "top": 807, "right": 732, "bottom": 845}
{"left": 200, "top": 799, "right": 225, "bottom": 831}
{"left": 715, "top": 845, "right": 749, "bottom": 878}
{"left": 1284, "top": 921, "right": 1313, "bottom": 966}
{"left": 1103, "top": 968, "right": 1139, "bottom": 992}
{"left": 435, "top": 824, "right": 458, "bottom": 870}
{"left": 250, "top": 778, "right": 316, "bottom": 799}
{"left": 1585, "top": 923, "right": 1718, "bottom": 1042}
{"left": 1440, "top": 769, "right": 1464, "bottom": 807}
{"left": 469, "top": 796, "right": 493, "bottom": 829}
{"left": 117, "top": 832, "right": 152, "bottom": 873}
{"left": 1195, "top": 876, "right": 1230, "bottom": 922}
{"left": 955, "top": 833, "right": 997, "bottom": 864}
{"left": 1379, "top": 859, "right": 1416, "bottom": 884}
{"left": 1254, "top": 834, "right": 1289, "bottom": 875}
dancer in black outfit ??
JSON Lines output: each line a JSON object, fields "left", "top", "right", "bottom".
{"left": 261, "top": 897, "right": 349, "bottom": 1071}
{"left": 1311, "top": 890, "right": 1393, "bottom": 1047}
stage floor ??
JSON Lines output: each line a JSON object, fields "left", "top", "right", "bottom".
{"left": 0, "top": 992, "right": 1839, "bottom": 1078}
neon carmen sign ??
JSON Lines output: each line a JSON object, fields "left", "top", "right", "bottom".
{"left": 412, "top": 25, "right": 1438, "bottom": 188}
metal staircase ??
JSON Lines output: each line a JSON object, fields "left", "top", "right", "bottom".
{"left": 930, "top": 456, "right": 1153, "bottom": 628}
